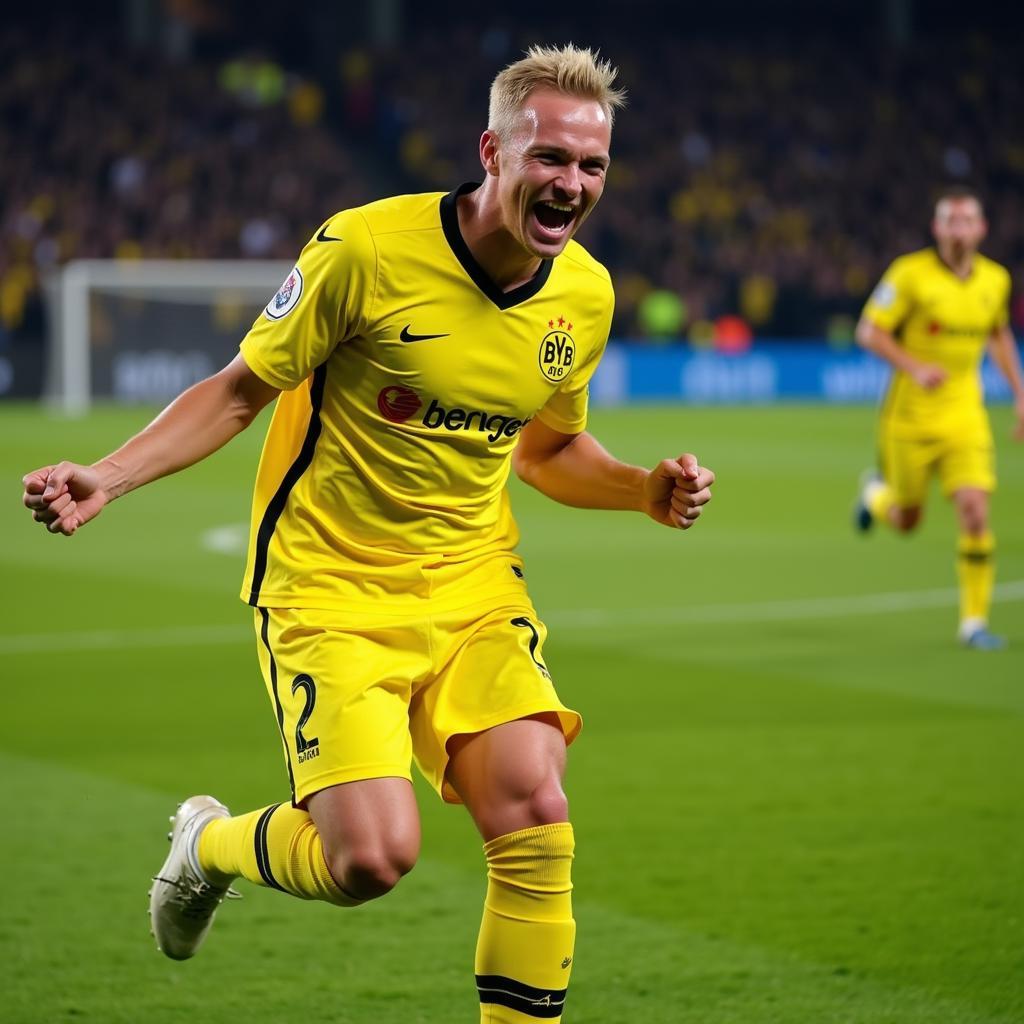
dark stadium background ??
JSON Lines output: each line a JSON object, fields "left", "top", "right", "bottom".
{"left": 3, "top": 0, "right": 1024, "bottom": 399}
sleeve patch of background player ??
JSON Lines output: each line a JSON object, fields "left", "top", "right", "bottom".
{"left": 870, "top": 281, "right": 897, "bottom": 310}
{"left": 264, "top": 265, "right": 304, "bottom": 321}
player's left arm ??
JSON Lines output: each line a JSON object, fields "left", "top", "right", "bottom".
{"left": 987, "top": 324, "right": 1024, "bottom": 440}
{"left": 512, "top": 418, "right": 714, "bottom": 530}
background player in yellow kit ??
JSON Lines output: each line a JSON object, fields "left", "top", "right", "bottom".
{"left": 21, "top": 46, "right": 715, "bottom": 1022}
{"left": 854, "top": 187, "right": 1024, "bottom": 649}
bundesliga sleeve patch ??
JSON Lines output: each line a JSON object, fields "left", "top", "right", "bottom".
{"left": 265, "top": 265, "right": 304, "bottom": 320}
{"left": 871, "top": 281, "right": 896, "bottom": 309}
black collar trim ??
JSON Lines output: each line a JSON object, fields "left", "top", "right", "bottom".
{"left": 440, "top": 182, "right": 553, "bottom": 310}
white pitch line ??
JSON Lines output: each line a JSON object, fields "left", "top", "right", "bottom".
{"left": 548, "top": 579, "right": 1024, "bottom": 629}
{"left": 1, "top": 581, "right": 1022, "bottom": 655}
{"left": 0, "top": 623, "right": 248, "bottom": 655}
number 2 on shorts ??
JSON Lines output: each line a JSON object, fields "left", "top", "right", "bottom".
{"left": 291, "top": 673, "right": 319, "bottom": 754}
{"left": 511, "top": 616, "right": 551, "bottom": 679}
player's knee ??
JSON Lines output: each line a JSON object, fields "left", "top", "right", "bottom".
{"left": 524, "top": 773, "right": 569, "bottom": 827}
{"left": 323, "top": 823, "right": 420, "bottom": 901}
{"left": 957, "top": 501, "right": 987, "bottom": 535}
{"left": 475, "top": 771, "right": 569, "bottom": 838}
{"left": 961, "top": 515, "right": 986, "bottom": 535}
{"left": 893, "top": 507, "right": 921, "bottom": 532}
{"left": 329, "top": 842, "right": 418, "bottom": 901}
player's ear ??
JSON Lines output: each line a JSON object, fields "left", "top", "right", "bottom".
{"left": 480, "top": 130, "right": 501, "bottom": 177}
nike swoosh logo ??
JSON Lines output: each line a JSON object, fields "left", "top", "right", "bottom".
{"left": 400, "top": 325, "right": 450, "bottom": 343}
{"left": 316, "top": 226, "right": 342, "bottom": 242}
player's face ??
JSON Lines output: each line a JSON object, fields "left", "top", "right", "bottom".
{"left": 491, "top": 89, "right": 611, "bottom": 259}
{"left": 932, "top": 198, "right": 987, "bottom": 261}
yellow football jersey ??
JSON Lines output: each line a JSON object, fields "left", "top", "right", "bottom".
{"left": 862, "top": 247, "right": 1010, "bottom": 439}
{"left": 239, "top": 184, "right": 614, "bottom": 611}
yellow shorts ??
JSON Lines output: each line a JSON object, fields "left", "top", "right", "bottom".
{"left": 880, "top": 432, "right": 995, "bottom": 507}
{"left": 252, "top": 599, "right": 581, "bottom": 806}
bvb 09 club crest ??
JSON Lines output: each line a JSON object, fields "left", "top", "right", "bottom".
{"left": 538, "top": 316, "right": 575, "bottom": 383}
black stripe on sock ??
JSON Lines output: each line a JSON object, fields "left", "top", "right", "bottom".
{"left": 959, "top": 551, "right": 992, "bottom": 563}
{"left": 475, "top": 975, "right": 567, "bottom": 1019}
{"left": 253, "top": 805, "right": 287, "bottom": 892}
{"left": 247, "top": 364, "right": 328, "bottom": 606}
{"left": 258, "top": 607, "right": 297, "bottom": 803}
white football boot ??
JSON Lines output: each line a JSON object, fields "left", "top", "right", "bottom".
{"left": 149, "top": 795, "right": 239, "bottom": 960}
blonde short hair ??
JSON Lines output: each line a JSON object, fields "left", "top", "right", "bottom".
{"left": 488, "top": 44, "right": 626, "bottom": 139}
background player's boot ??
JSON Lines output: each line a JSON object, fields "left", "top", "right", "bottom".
{"left": 149, "top": 795, "right": 239, "bottom": 960}
{"left": 958, "top": 622, "right": 1007, "bottom": 651}
{"left": 852, "top": 469, "right": 881, "bottom": 533}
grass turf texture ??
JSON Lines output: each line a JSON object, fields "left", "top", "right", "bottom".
{"left": 1, "top": 402, "right": 1022, "bottom": 1024}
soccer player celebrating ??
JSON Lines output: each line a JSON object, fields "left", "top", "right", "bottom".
{"left": 854, "top": 187, "right": 1024, "bottom": 650}
{"left": 22, "top": 46, "right": 714, "bottom": 1022}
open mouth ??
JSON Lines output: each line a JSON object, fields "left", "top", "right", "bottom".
{"left": 532, "top": 200, "right": 577, "bottom": 239}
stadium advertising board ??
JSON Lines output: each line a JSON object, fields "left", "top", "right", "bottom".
{"left": 590, "top": 343, "right": 1021, "bottom": 405}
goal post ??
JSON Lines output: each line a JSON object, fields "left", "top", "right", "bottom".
{"left": 46, "top": 259, "right": 293, "bottom": 415}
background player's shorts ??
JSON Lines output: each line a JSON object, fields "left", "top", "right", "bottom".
{"left": 252, "top": 600, "right": 581, "bottom": 806}
{"left": 880, "top": 432, "right": 995, "bottom": 506}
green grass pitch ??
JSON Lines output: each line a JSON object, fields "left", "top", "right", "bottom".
{"left": 1, "top": 402, "right": 1022, "bottom": 1023}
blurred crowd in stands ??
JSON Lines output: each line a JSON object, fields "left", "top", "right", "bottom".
{"left": 2, "top": 14, "right": 1023, "bottom": 351}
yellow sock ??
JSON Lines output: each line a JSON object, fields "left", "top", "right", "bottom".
{"left": 957, "top": 531, "right": 995, "bottom": 627}
{"left": 866, "top": 480, "right": 895, "bottom": 525}
{"left": 475, "top": 823, "right": 576, "bottom": 1023}
{"left": 198, "top": 803, "right": 360, "bottom": 906}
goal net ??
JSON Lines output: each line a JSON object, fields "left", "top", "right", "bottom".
{"left": 45, "top": 259, "right": 293, "bottom": 414}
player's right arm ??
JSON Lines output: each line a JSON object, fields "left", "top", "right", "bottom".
{"left": 23, "top": 355, "right": 281, "bottom": 536}
{"left": 856, "top": 259, "right": 946, "bottom": 389}
{"left": 982, "top": 267, "right": 1024, "bottom": 439}
{"left": 855, "top": 320, "right": 947, "bottom": 389}
{"left": 24, "top": 206, "right": 376, "bottom": 537}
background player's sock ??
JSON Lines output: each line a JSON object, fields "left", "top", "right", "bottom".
{"left": 865, "top": 479, "right": 895, "bottom": 525}
{"left": 198, "top": 803, "right": 360, "bottom": 905}
{"left": 957, "top": 530, "right": 995, "bottom": 633}
{"left": 475, "top": 823, "right": 576, "bottom": 1023}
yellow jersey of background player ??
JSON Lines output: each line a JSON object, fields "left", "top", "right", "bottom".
{"left": 867, "top": 247, "right": 1009, "bottom": 441}
{"left": 854, "top": 186, "right": 1024, "bottom": 649}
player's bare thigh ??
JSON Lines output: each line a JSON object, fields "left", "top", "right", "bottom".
{"left": 446, "top": 714, "right": 569, "bottom": 841}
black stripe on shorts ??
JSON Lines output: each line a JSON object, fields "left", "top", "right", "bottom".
{"left": 258, "top": 607, "right": 297, "bottom": 804}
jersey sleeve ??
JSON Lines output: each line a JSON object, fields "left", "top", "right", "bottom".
{"left": 861, "top": 258, "right": 914, "bottom": 333}
{"left": 994, "top": 266, "right": 1011, "bottom": 331}
{"left": 239, "top": 209, "right": 377, "bottom": 390}
{"left": 536, "top": 295, "right": 614, "bottom": 434}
